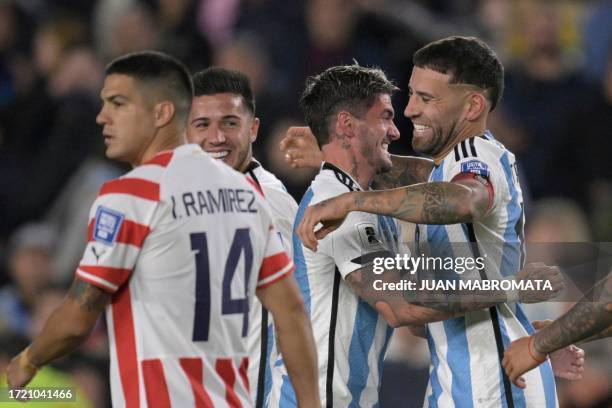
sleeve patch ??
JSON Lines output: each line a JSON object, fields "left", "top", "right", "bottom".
{"left": 93, "top": 206, "right": 125, "bottom": 246}
{"left": 461, "top": 160, "right": 490, "bottom": 178}
{"left": 356, "top": 222, "right": 383, "bottom": 250}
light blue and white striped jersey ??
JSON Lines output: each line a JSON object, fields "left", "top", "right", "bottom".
{"left": 418, "top": 131, "right": 558, "bottom": 408}
{"left": 268, "top": 162, "right": 399, "bottom": 408}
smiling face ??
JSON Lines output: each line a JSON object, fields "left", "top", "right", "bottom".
{"left": 353, "top": 93, "right": 400, "bottom": 174}
{"left": 96, "top": 74, "right": 158, "bottom": 165}
{"left": 186, "top": 92, "right": 259, "bottom": 172}
{"left": 404, "top": 66, "right": 471, "bottom": 158}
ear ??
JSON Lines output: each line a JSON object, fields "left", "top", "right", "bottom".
{"left": 153, "top": 101, "right": 176, "bottom": 128}
{"left": 464, "top": 92, "right": 487, "bottom": 121}
{"left": 335, "top": 111, "right": 357, "bottom": 139}
{"left": 250, "top": 117, "right": 260, "bottom": 143}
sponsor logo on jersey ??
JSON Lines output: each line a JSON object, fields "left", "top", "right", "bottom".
{"left": 461, "top": 160, "right": 490, "bottom": 178}
{"left": 93, "top": 206, "right": 125, "bottom": 245}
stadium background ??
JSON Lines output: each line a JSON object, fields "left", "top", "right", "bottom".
{"left": 0, "top": 0, "right": 610, "bottom": 406}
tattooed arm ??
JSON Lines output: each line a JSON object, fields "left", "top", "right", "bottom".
{"left": 298, "top": 179, "right": 490, "bottom": 251}
{"left": 371, "top": 155, "right": 434, "bottom": 189}
{"left": 344, "top": 262, "right": 562, "bottom": 325}
{"left": 534, "top": 274, "right": 612, "bottom": 353}
{"left": 6, "top": 278, "right": 111, "bottom": 390}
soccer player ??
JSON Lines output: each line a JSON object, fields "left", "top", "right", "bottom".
{"left": 296, "top": 37, "right": 565, "bottom": 407}
{"left": 503, "top": 272, "right": 611, "bottom": 388}
{"left": 185, "top": 67, "right": 299, "bottom": 407}
{"left": 5, "top": 51, "right": 319, "bottom": 407}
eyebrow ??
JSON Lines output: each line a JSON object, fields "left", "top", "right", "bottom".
{"left": 408, "top": 86, "right": 436, "bottom": 99}
{"left": 101, "top": 94, "right": 128, "bottom": 103}
{"left": 190, "top": 114, "right": 241, "bottom": 124}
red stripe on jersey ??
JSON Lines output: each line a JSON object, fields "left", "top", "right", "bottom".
{"left": 100, "top": 178, "right": 160, "bottom": 201}
{"left": 259, "top": 252, "right": 292, "bottom": 282}
{"left": 87, "top": 219, "right": 150, "bottom": 247}
{"left": 112, "top": 286, "right": 140, "bottom": 408}
{"left": 179, "top": 358, "right": 214, "bottom": 408}
{"left": 239, "top": 358, "right": 249, "bottom": 393}
{"left": 256, "top": 265, "right": 294, "bottom": 290}
{"left": 216, "top": 359, "right": 242, "bottom": 408}
{"left": 79, "top": 265, "right": 131, "bottom": 289}
{"left": 144, "top": 151, "right": 174, "bottom": 167}
{"left": 142, "top": 359, "right": 172, "bottom": 408}
{"left": 245, "top": 176, "right": 264, "bottom": 197}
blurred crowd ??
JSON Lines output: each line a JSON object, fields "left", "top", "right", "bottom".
{"left": 0, "top": 0, "right": 610, "bottom": 407}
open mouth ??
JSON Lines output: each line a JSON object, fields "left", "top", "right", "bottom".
{"left": 413, "top": 123, "right": 432, "bottom": 134}
{"left": 208, "top": 151, "right": 230, "bottom": 159}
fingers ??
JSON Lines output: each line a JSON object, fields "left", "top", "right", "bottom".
{"left": 297, "top": 208, "right": 319, "bottom": 252}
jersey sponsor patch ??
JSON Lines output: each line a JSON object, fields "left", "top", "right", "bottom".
{"left": 356, "top": 222, "right": 383, "bottom": 250}
{"left": 93, "top": 206, "right": 125, "bottom": 245}
{"left": 461, "top": 160, "right": 490, "bottom": 178}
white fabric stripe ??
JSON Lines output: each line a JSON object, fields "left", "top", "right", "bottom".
{"left": 166, "top": 359, "right": 196, "bottom": 408}
{"left": 257, "top": 262, "right": 293, "bottom": 287}
{"left": 80, "top": 242, "right": 141, "bottom": 269}
{"left": 126, "top": 164, "right": 166, "bottom": 183}
{"left": 76, "top": 269, "right": 118, "bottom": 291}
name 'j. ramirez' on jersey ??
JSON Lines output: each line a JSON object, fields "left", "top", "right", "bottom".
{"left": 76, "top": 144, "right": 294, "bottom": 408}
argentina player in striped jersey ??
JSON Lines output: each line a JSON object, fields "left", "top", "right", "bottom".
{"left": 296, "top": 37, "right": 585, "bottom": 408}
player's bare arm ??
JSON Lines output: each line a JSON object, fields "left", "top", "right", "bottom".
{"left": 345, "top": 262, "right": 562, "bottom": 326}
{"left": 6, "top": 278, "right": 110, "bottom": 390}
{"left": 534, "top": 273, "right": 612, "bottom": 353}
{"left": 371, "top": 155, "right": 434, "bottom": 189}
{"left": 257, "top": 276, "right": 320, "bottom": 407}
{"left": 298, "top": 179, "right": 490, "bottom": 251}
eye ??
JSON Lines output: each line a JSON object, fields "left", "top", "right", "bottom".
{"left": 194, "top": 121, "right": 208, "bottom": 129}
{"left": 223, "top": 119, "right": 238, "bottom": 128}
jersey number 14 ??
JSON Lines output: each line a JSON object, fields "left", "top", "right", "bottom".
{"left": 190, "top": 228, "right": 252, "bottom": 342}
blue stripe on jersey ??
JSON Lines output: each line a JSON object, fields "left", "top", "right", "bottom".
{"left": 515, "top": 305, "right": 557, "bottom": 408}
{"left": 426, "top": 332, "right": 442, "bottom": 407}
{"left": 263, "top": 324, "right": 274, "bottom": 405}
{"left": 496, "top": 309, "right": 526, "bottom": 408}
{"left": 499, "top": 153, "right": 522, "bottom": 278}
{"left": 279, "top": 189, "right": 315, "bottom": 407}
{"left": 292, "top": 188, "right": 314, "bottom": 315}
{"left": 347, "top": 300, "right": 379, "bottom": 407}
{"left": 443, "top": 317, "right": 474, "bottom": 407}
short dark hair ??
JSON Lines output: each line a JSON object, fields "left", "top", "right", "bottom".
{"left": 105, "top": 51, "right": 193, "bottom": 124}
{"left": 300, "top": 64, "right": 398, "bottom": 146}
{"left": 192, "top": 67, "right": 255, "bottom": 115}
{"left": 413, "top": 36, "right": 504, "bottom": 111}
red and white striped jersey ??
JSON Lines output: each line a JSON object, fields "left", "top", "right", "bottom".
{"left": 75, "top": 144, "right": 294, "bottom": 408}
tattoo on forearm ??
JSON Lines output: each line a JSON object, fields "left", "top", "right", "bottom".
{"left": 372, "top": 157, "right": 433, "bottom": 189}
{"left": 68, "top": 279, "right": 111, "bottom": 313}
{"left": 534, "top": 274, "right": 612, "bottom": 353}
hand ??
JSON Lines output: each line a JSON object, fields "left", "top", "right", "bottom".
{"left": 502, "top": 336, "right": 547, "bottom": 388}
{"left": 279, "top": 126, "right": 323, "bottom": 169}
{"left": 516, "top": 262, "right": 564, "bottom": 303}
{"left": 532, "top": 320, "right": 584, "bottom": 381}
{"left": 6, "top": 348, "right": 39, "bottom": 399}
{"left": 297, "top": 193, "right": 354, "bottom": 251}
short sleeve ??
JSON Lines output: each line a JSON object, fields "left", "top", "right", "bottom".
{"left": 75, "top": 177, "right": 159, "bottom": 293}
{"left": 257, "top": 224, "right": 294, "bottom": 289}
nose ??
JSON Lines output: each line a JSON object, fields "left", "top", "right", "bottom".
{"left": 388, "top": 121, "right": 400, "bottom": 141}
{"left": 96, "top": 105, "right": 108, "bottom": 125}
{"left": 404, "top": 95, "right": 420, "bottom": 119}
{"left": 210, "top": 125, "right": 226, "bottom": 144}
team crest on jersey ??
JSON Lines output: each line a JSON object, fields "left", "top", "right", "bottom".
{"left": 461, "top": 160, "right": 490, "bottom": 178}
{"left": 93, "top": 206, "right": 124, "bottom": 245}
{"left": 356, "top": 222, "right": 382, "bottom": 250}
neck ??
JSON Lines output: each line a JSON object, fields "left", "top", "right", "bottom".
{"left": 432, "top": 120, "right": 487, "bottom": 164}
{"left": 237, "top": 152, "right": 254, "bottom": 174}
{"left": 134, "top": 127, "right": 185, "bottom": 167}
{"left": 321, "top": 143, "right": 374, "bottom": 189}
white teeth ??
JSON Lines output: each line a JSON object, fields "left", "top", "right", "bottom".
{"left": 209, "top": 151, "right": 229, "bottom": 159}
{"left": 413, "top": 124, "right": 431, "bottom": 132}
{"left": 381, "top": 143, "right": 389, "bottom": 150}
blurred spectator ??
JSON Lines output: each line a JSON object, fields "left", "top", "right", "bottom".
{"left": 0, "top": 223, "right": 56, "bottom": 337}
{"left": 582, "top": 0, "right": 612, "bottom": 85}
{"left": 500, "top": 0, "right": 595, "bottom": 200}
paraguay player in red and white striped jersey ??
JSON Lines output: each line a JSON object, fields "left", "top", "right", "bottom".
{"left": 6, "top": 51, "right": 319, "bottom": 408}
